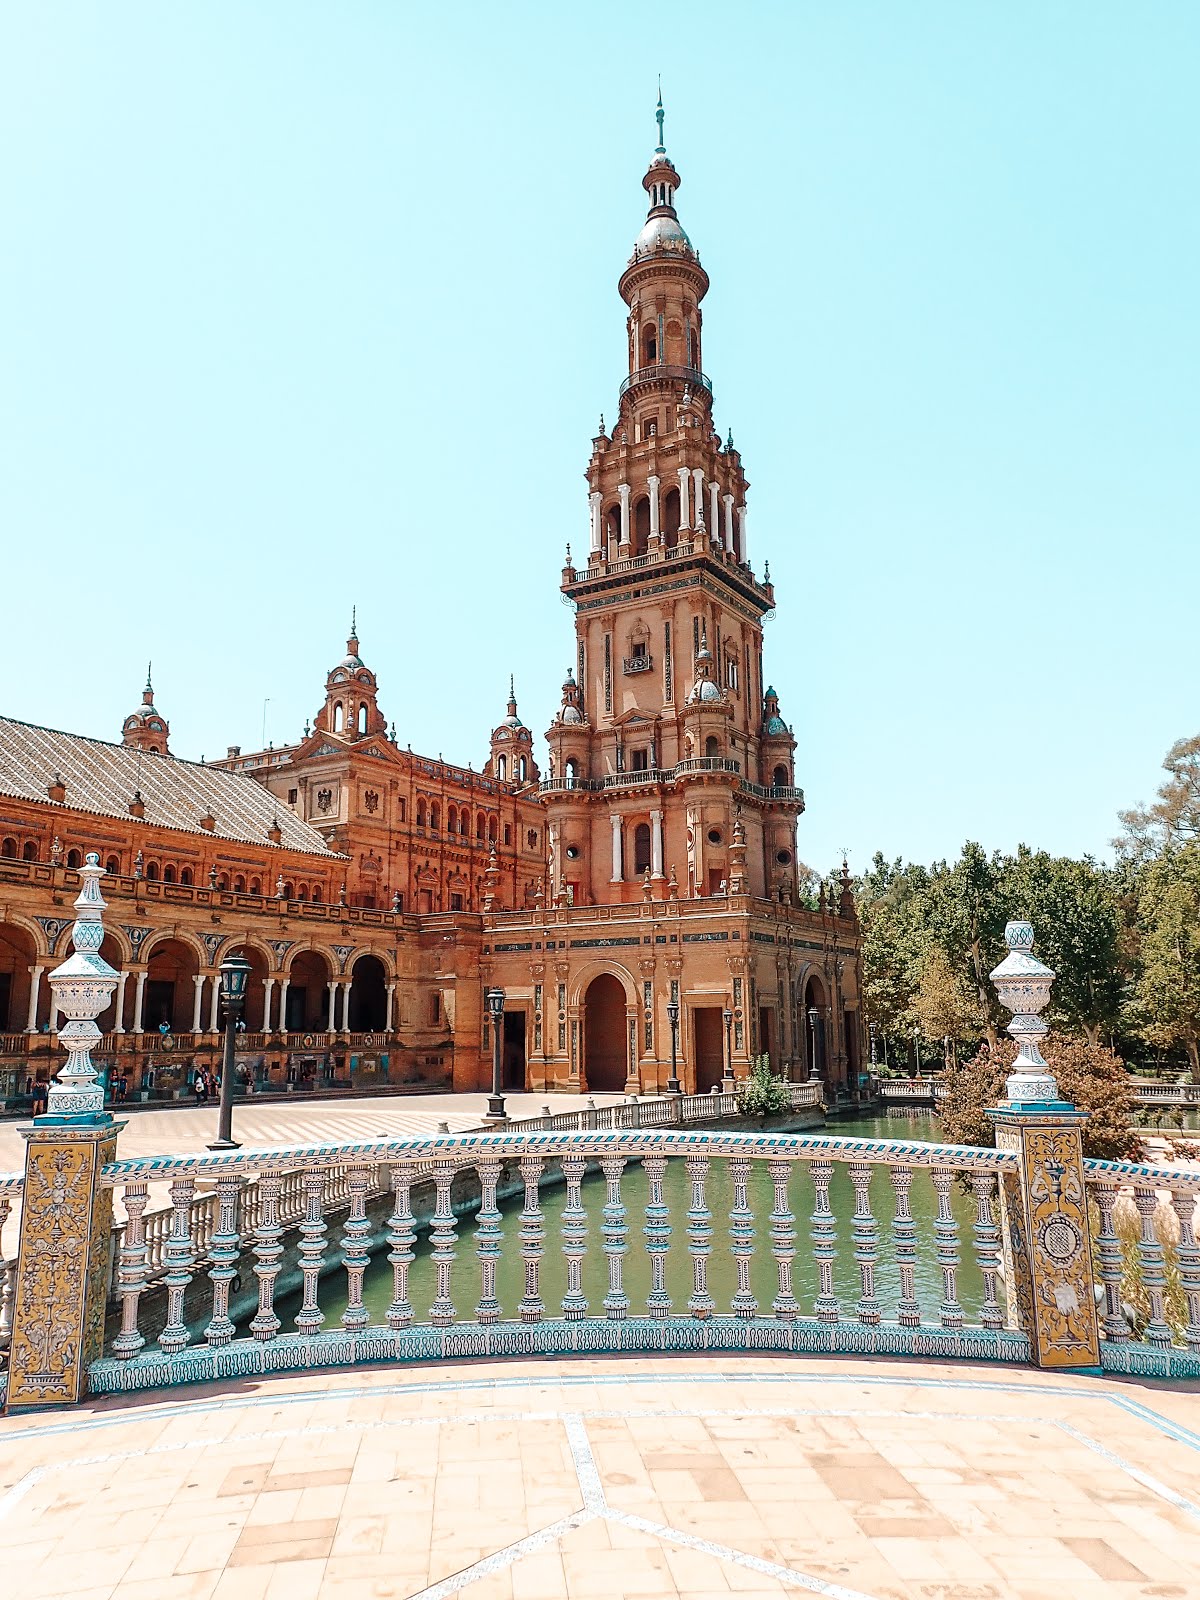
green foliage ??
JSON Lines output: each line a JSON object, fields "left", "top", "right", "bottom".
{"left": 736, "top": 1053, "right": 793, "bottom": 1118}
{"left": 1129, "top": 844, "right": 1200, "bottom": 1079}
{"left": 1118, "top": 732, "right": 1200, "bottom": 861}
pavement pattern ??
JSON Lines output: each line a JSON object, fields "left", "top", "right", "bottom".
{"left": 3, "top": 1354, "right": 1199, "bottom": 1600}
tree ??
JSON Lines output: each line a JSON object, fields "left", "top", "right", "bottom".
{"left": 1003, "top": 849, "right": 1125, "bottom": 1045}
{"left": 912, "top": 948, "right": 983, "bottom": 1056}
{"left": 1118, "top": 733, "right": 1200, "bottom": 861}
{"left": 925, "top": 843, "right": 1009, "bottom": 1046}
{"left": 856, "top": 854, "right": 932, "bottom": 1058}
{"left": 1130, "top": 845, "right": 1200, "bottom": 1079}
{"left": 939, "top": 1035, "right": 1141, "bottom": 1160}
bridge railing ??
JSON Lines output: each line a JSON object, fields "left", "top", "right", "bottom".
{"left": 84, "top": 1124, "right": 1024, "bottom": 1395}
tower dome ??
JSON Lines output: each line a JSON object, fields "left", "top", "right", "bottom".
{"left": 121, "top": 664, "right": 170, "bottom": 756}
{"left": 314, "top": 609, "right": 387, "bottom": 742}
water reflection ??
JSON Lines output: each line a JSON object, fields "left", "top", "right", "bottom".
{"left": 293, "top": 1109, "right": 987, "bottom": 1330}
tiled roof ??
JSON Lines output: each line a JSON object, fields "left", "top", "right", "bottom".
{"left": 0, "top": 716, "right": 341, "bottom": 858}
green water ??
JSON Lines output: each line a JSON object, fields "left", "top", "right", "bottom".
{"left": 286, "top": 1109, "right": 987, "bottom": 1329}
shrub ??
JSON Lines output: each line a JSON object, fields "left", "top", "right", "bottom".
{"left": 737, "top": 1053, "right": 793, "bottom": 1117}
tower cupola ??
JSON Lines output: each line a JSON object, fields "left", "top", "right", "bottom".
{"left": 487, "top": 676, "right": 539, "bottom": 789}
{"left": 314, "top": 608, "right": 387, "bottom": 742}
{"left": 121, "top": 664, "right": 170, "bottom": 756}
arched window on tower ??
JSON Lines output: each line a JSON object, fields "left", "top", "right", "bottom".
{"left": 145, "top": 861, "right": 159, "bottom": 881}
{"left": 460, "top": 810, "right": 469, "bottom": 837}
{"left": 106, "top": 855, "right": 120, "bottom": 875}
{"left": 489, "top": 815, "right": 499, "bottom": 844}
{"left": 564, "top": 758, "right": 578, "bottom": 789}
{"left": 358, "top": 704, "right": 367, "bottom": 734}
{"left": 163, "top": 865, "right": 176, "bottom": 883}
{"left": 312, "top": 886, "right": 323, "bottom": 903}
{"left": 333, "top": 702, "right": 344, "bottom": 733}
{"left": 705, "top": 736, "right": 720, "bottom": 760}
{"left": 67, "top": 849, "right": 83, "bottom": 870}
{"left": 518, "top": 755, "right": 527, "bottom": 783}
{"left": 22, "top": 840, "right": 38, "bottom": 861}
{"left": 773, "top": 764, "right": 789, "bottom": 788}
{"left": 180, "top": 866, "right": 193, "bottom": 885}
{"left": 497, "top": 755, "right": 507, "bottom": 782}
{"left": 663, "top": 487, "right": 681, "bottom": 546}
{"left": 605, "top": 504, "right": 621, "bottom": 550}
{"left": 430, "top": 803, "right": 440, "bottom": 833}
{"left": 477, "top": 810, "right": 486, "bottom": 840}
{"left": 633, "top": 496, "right": 651, "bottom": 557}
{"left": 417, "top": 799, "right": 427, "bottom": 829}
{"left": 1, "top": 837, "right": 15, "bottom": 858}
{"left": 641, "top": 323, "right": 657, "bottom": 365}
{"left": 633, "top": 822, "right": 652, "bottom": 876}
{"left": 447, "top": 805, "right": 458, "bottom": 836}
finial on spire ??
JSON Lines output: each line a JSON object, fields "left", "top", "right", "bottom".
{"left": 655, "top": 79, "right": 665, "bottom": 153}
{"left": 145, "top": 661, "right": 153, "bottom": 691}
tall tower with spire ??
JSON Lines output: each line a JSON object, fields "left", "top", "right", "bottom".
{"left": 120, "top": 665, "right": 171, "bottom": 756}
{"left": 313, "top": 609, "right": 387, "bottom": 743}
{"left": 544, "top": 98, "right": 803, "bottom": 906}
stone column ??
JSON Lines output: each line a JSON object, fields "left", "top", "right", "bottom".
{"left": 132, "top": 970, "right": 147, "bottom": 1033}
{"left": 986, "top": 921, "right": 1101, "bottom": 1370}
{"left": 206, "top": 975, "right": 220, "bottom": 1032}
{"left": 722, "top": 492, "right": 735, "bottom": 553}
{"left": 610, "top": 814, "right": 624, "bottom": 883}
{"left": 589, "top": 490, "right": 602, "bottom": 555}
{"left": 5, "top": 853, "right": 124, "bottom": 1413}
{"left": 709, "top": 481, "right": 720, "bottom": 542}
{"left": 385, "top": 982, "right": 396, "bottom": 1031}
{"left": 677, "top": 466, "right": 691, "bottom": 531}
{"left": 190, "top": 974, "right": 205, "bottom": 1033}
{"left": 326, "top": 981, "right": 337, "bottom": 1032}
{"left": 113, "top": 970, "right": 129, "bottom": 1034}
{"left": 692, "top": 468, "right": 706, "bottom": 534}
{"left": 647, "top": 474, "right": 660, "bottom": 545}
{"left": 277, "top": 977, "right": 290, "bottom": 1034}
{"left": 736, "top": 504, "right": 747, "bottom": 562}
{"left": 25, "top": 965, "right": 44, "bottom": 1033}
{"left": 617, "top": 483, "right": 631, "bottom": 555}
{"left": 341, "top": 979, "right": 353, "bottom": 1033}
{"left": 650, "top": 809, "right": 664, "bottom": 880}
{"left": 262, "top": 976, "right": 275, "bottom": 1033}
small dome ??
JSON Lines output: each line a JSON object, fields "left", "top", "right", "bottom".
{"left": 691, "top": 678, "right": 721, "bottom": 705}
{"left": 632, "top": 213, "right": 694, "bottom": 260}
{"left": 765, "top": 715, "right": 788, "bottom": 736}
{"left": 561, "top": 705, "right": 583, "bottom": 725}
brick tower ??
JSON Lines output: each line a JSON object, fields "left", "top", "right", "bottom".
{"left": 544, "top": 96, "right": 804, "bottom": 909}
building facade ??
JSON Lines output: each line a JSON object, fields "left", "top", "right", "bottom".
{"left": 0, "top": 109, "right": 861, "bottom": 1106}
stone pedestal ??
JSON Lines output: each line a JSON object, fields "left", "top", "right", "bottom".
{"left": 990, "top": 1105, "right": 1101, "bottom": 1370}
{"left": 6, "top": 1119, "right": 122, "bottom": 1410}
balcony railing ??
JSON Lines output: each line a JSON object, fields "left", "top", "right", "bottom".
{"left": 622, "top": 654, "right": 653, "bottom": 675}
{"left": 618, "top": 364, "right": 712, "bottom": 399}
{"left": 674, "top": 756, "right": 741, "bottom": 777}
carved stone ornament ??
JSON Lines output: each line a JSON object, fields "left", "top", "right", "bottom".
{"left": 46, "top": 853, "right": 119, "bottom": 1118}
{"left": 990, "top": 921, "right": 1059, "bottom": 1102}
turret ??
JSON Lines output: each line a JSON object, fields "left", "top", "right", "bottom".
{"left": 487, "top": 677, "right": 539, "bottom": 789}
{"left": 312, "top": 609, "right": 388, "bottom": 743}
{"left": 121, "top": 665, "right": 170, "bottom": 756}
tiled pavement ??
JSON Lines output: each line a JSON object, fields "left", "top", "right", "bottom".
{"left": 3, "top": 1355, "right": 1200, "bottom": 1599}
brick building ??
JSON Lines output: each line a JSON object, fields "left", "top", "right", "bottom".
{"left": 0, "top": 106, "right": 861, "bottom": 1105}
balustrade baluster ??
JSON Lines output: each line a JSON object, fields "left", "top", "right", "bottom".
{"left": 809, "top": 1160, "right": 840, "bottom": 1323}
{"left": 560, "top": 1155, "right": 589, "bottom": 1320}
{"left": 242, "top": 1183, "right": 261, "bottom": 1239}
{"left": 249, "top": 1172, "right": 283, "bottom": 1341}
{"left": 341, "top": 1166, "right": 372, "bottom": 1331}
{"left": 387, "top": 1163, "right": 416, "bottom": 1330}
{"left": 1092, "top": 1181, "right": 1129, "bottom": 1343}
{"left": 112, "top": 1180, "right": 149, "bottom": 1359}
{"left": 888, "top": 1168, "right": 920, "bottom": 1324}
{"left": 600, "top": 1154, "right": 628, "bottom": 1319}
{"left": 1133, "top": 1186, "right": 1172, "bottom": 1348}
{"left": 849, "top": 1164, "right": 880, "bottom": 1325}
{"left": 1171, "top": 1189, "right": 1200, "bottom": 1356}
{"left": 970, "top": 1171, "right": 1003, "bottom": 1330}
{"left": 518, "top": 1155, "right": 546, "bottom": 1323}
{"left": 205, "top": 1175, "right": 242, "bottom": 1346}
{"left": 159, "top": 1177, "right": 197, "bottom": 1355}
{"left": 474, "top": 1158, "right": 503, "bottom": 1324}
{"left": 767, "top": 1159, "right": 797, "bottom": 1319}
{"left": 429, "top": 1160, "right": 458, "bottom": 1327}
{"left": 932, "top": 1169, "right": 963, "bottom": 1329}
{"left": 686, "top": 1153, "right": 714, "bottom": 1319}
{"left": 295, "top": 1170, "right": 327, "bottom": 1335}
{"left": 643, "top": 1153, "right": 672, "bottom": 1318}
{"left": 728, "top": 1158, "right": 757, "bottom": 1318}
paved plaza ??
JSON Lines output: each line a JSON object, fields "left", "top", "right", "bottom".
{"left": 2, "top": 1354, "right": 1199, "bottom": 1600}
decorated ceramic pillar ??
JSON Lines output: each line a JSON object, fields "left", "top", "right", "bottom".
{"left": 647, "top": 474, "right": 660, "bottom": 545}
{"left": 987, "top": 921, "right": 1101, "bottom": 1370}
{"left": 5, "top": 854, "right": 125, "bottom": 1412}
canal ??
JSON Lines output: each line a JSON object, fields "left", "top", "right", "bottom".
{"left": 281, "top": 1108, "right": 988, "bottom": 1329}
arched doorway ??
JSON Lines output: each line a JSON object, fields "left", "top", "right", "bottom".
{"left": 584, "top": 974, "right": 627, "bottom": 1092}
{"left": 0, "top": 921, "right": 40, "bottom": 1034}
{"left": 348, "top": 954, "right": 387, "bottom": 1032}
{"left": 286, "top": 950, "right": 334, "bottom": 1032}
{"left": 802, "top": 974, "right": 830, "bottom": 1088}
{"left": 144, "top": 939, "right": 199, "bottom": 1032}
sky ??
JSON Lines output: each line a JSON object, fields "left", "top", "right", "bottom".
{"left": 1, "top": 3, "right": 1197, "bottom": 876}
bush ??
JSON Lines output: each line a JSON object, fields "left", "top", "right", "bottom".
{"left": 737, "top": 1053, "right": 793, "bottom": 1118}
{"left": 939, "top": 1034, "right": 1142, "bottom": 1160}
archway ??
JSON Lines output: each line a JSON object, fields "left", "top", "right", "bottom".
{"left": 348, "top": 953, "right": 387, "bottom": 1032}
{"left": 0, "top": 920, "right": 40, "bottom": 1034}
{"left": 584, "top": 973, "right": 627, "bottom": 1092}
{"left": 802, "top": 973, "right": 830, "bottom": 1088}
{"left": 633, "top": 496, "right": 651, "bottom": 557}
{"left": 286, "top": 950, "right": 334, "bottom": 1032}
{"left": 237, "top": 945, "right": 271, "bottom": 1032}
{"left": 144, "top": 938, "right": 200, "bottom": 1032}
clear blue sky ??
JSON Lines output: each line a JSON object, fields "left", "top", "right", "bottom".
{"left": 2, "top": 4, "right": 1196, "bottom": 874}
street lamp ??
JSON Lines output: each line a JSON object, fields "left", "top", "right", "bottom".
{"left": 868, "top": 1019, "right": 878, "bottom": 1067}
{"left": 913, "top": 1024, "right": 921, "bottom": 1079}
{"left": 807, "top": 1006, "right": 819, "bottom": 1084}
{"left": 208, "top": 951, "right": 251, "bottom": 1150}
{"left": 666, "top": 999, "right": 681, "bottom": 1095}
{"left": 722, "top": 1007, "right": 734, "bottom": 1088}
{"left": 485, "top": 986, "right": 507, "bottom": 1122}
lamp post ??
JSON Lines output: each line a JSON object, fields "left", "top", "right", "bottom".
{"left": 868, "top": 1019, "right": 877, "bottom": 1068}
{"left": 913, "top": 1024, "right": 921, "bottom": 1079}
{"left": 485, "top": 986, "right": 507, "bottom": 1122}
{"left": 807, "top": 1005, "right": 819, "bottom": 1084}
{"left": 209, "top": 951, "right": 251, "bottom": 1150}
{"left": 666, "top": 999, "right": 681, "bottom": 1094}
{"left": 722, "top": 1006, "right": 734, "bottom": 1088}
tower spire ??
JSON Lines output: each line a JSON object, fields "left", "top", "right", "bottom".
{"left": 655, "top": 79, "right": 665, "bottom": 154}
